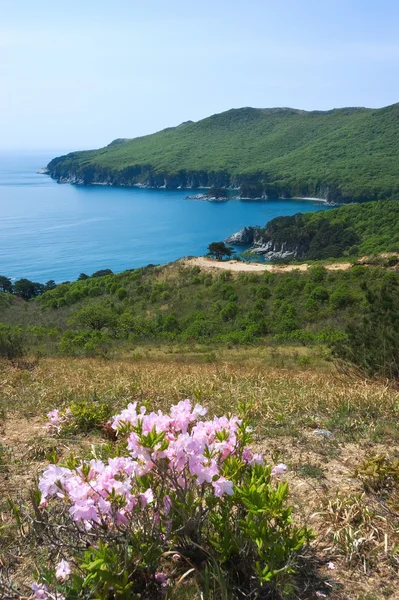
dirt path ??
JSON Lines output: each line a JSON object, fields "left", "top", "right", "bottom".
{"left": 183, "top": 257, "right": 353, "bottom": 273}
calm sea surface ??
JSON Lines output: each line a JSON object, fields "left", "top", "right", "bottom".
{"left": 0, "top": 152, "right": 330, "bottom": 283}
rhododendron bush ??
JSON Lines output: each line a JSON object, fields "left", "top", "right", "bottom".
{"left": 32, "top": 400, "right": 311, "bottom": 599}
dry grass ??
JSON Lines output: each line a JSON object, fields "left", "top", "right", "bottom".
{"left": 1, "top": 353, "right": 399, "bottom": 599}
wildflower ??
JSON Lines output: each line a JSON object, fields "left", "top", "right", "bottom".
{"left": 31, "top": 583, "right": 49, "bottom": 599}
{"left": 192, "top": 403, "right": 207, "bottom": 417}
{"left": 327, "top": 561, "right": 335, "bottom": 569}
{"left": 55, "top": 559, "right": 71, "bottom": 581}
{"left": 212, "top": 477, "right": 234, "bottom": 497}
{"left": 155, "top": 572, "right": 168, "bottom": 586}
{"left": 69, "top": 498, "right": 99, "bottom": 524}
{"left": 271, "top": 463, "right": 287, "bottom": 476}
{"left": 38, "top": 464, "right": 72, "bottom": 504}
{"left": 46, "top": 408, "right": 70, "bottom": 434}
{"left": 163, "top": 495, "right": 172, "bottom": 515}
{"left": 139, "top": 488, "right": 154, "bottom": 507}
{"left": 242, "top": 448, "right": 253, "bottom": 463}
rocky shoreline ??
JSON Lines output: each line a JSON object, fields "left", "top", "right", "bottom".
{"left": 225, "top": 226, "right": 304, "bottom": 260}
{"left": 42, "top": 156, "right": 345, "bottom": 203}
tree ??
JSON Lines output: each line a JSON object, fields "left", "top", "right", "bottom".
{"left": 78, "top": 273, "right": 89, "bottom": 280}
{"left": 0, "top": 276, "right": 13, "bottom": 293}
{"left": 14, "top": 278, "right": 44, "bottom": 300}
{"left": 44, "top": 280, "right": 57, "bottom": 292}
{"left": 91, "top": 269, "right": 113, "bottom": 278}
{"left": 207, "top": 242, "right": 234, "bottom": 261}
{"left": 70, "top": 304, "right": 118, "bottom": 330}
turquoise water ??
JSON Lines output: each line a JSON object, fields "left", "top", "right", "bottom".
{"left": 0, "top": 152, "right": 330, "bottom": 283}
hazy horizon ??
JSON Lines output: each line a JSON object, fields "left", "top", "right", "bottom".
{"left": 1, "top": 0, "right": 399, "bottom": 151}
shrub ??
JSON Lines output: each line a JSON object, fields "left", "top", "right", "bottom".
{"left": 116, "top": 287, "right": 128, "bottom": 301}
{"left": 59, "top": 330, "right": 110, "bottom": 356}
{"left": 331, "top": 276, "right": 399, "bottom": 379}
{"left": 70, "top": 304, "right": 118, "bottom": 331}
{"left": 329, "top": 285, "right": 356, "bottom": 310}
{"left": 354, "top": 455, "right": 399, "bottom": 493}
{"left": 220, "top": 301, "right": 238, "bottom": 321}
{"left": 0, "top": 327, "right": 25, "bottom": 364}
{"left": 33, "top": 400, "right": 311, "bottom": 599}
{"left": 310, "top": 285, "right": 329, "bottom": 302}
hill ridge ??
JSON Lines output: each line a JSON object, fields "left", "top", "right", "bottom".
{"left": 47, "top": 103, "right": 399, "bottom": 203}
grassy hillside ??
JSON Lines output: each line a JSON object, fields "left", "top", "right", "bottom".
{"left": 47, "top": 103, "right": 399, "bottom": 202}
{"left": 2, "top": 354, "right": 399, "bottom": 599}
{"left": 0, "top": 260, "right": 396, "bottom": 359}
{"left": 253, "top": 199, "right": 399, "bottom": 260}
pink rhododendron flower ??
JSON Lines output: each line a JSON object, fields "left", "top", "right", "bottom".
{"left": 192, "top": 403, "right": 207, "bottom": 417}
{"left": 38, "top": 464, "right": 72, "bottom": 504}
{"left": 139, "top": 488, "right": 154, "bottom": 507}
{"left": 242, "top": 448, "right": 253, "bottom": 463}
{"left": 212, "top": 477, "right": 234, "bottom": 497}
{"left": 31, "top": 583, "right": 49, "bottom": 599}
{"left": 163, "top": 495, "right": 172, "bottom": 515}
{"left": 46, "top": 408, "right": 71, "bottom": 434}
{"left": 271, "top": 463, "right": 287, "bottom": 476}
{"left": 37, "top": 400, "right": 261, "bottom": 531}
{"left": 55, "top": 559, "right": 71, "bottom": 581}
{"left": 69, "top": 498, "right": 99, "bottom": 524}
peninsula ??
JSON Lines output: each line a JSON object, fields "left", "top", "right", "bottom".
{"left": 45, "top": 103, "right": 399, "bottom": 204}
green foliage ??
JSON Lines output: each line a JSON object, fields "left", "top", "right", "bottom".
{"left": 59, "top": 330, "right": 110, "bottom": 356}
{"left": 92, "top": 268, "right": 114, "bottom": 278}
{"left": 235, "top": 464, "right": 312, "bottom": 585}
{"left": 256, "top": 200, "right": 399, "bottom": 261}
{"left": 70, "top": 304, "right": 118, "bottom": 330}
{"left": 2, "top": 261, "right": 399, "bottom": 358}
{"left": 207, "top": 242, "right": 234, "bottom": 261}
{"left": 47, "top": 103, "right": 399, "bottom": 203}
{"left": 0, "top": 326, "right": 25, "bottom": 363}
{"left": 0, "top": 276, "right": 13, "bottom": 293}
{"left": 13, "top": 278, "right": 44, "bottom": 299}
{"left": 65, "top": 396, "right": 114, "bottom": 433}
{"left": 116, "top": 287, "right": 128, "bottom": 300}
{"left": 331, "top": 274, "right": 399, "bottom": 379}
{"left": 354, "top": 455, "right": 399, "bottom": 493}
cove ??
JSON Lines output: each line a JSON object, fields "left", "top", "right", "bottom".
{"left": 0, "top": 152, "right": 330, "bottom": 283}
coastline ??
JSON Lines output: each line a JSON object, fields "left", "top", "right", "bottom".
{"left": 292, "top": 196, "right": 328, "bottom": 203}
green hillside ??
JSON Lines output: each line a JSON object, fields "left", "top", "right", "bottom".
{"left": 252, "top": 199, "right": 399, "bottom": 260}
{"left": 0, "top": 259, "right": 396, "bottom": 357}
{"left": 47, "top": 103, "right": 399, "bottom": 202}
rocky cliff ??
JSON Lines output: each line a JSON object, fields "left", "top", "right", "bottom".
{"left": 225, "top": 226, "right": 308, "bottom": 260}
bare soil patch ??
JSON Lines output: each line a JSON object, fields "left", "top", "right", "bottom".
{"left": 184, "top": 256, "right": 353, "bottom": 273}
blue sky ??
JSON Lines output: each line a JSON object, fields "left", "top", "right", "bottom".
{"left": 1, "top": 0, "right": 398, "bottom": 150}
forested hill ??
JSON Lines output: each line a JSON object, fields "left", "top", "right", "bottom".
{"left": 47, "top": 103, "right": 399, "bottom": 202}
{"left": 243, "top": 199, "right": 399, "bottom": 260}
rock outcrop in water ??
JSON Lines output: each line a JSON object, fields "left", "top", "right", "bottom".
{"left": 225, "top": 226, "right": 259, "bottom": 245}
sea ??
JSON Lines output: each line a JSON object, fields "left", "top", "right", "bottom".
{"left": 0, "top": 151, "right": 331, "bottom": 283}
